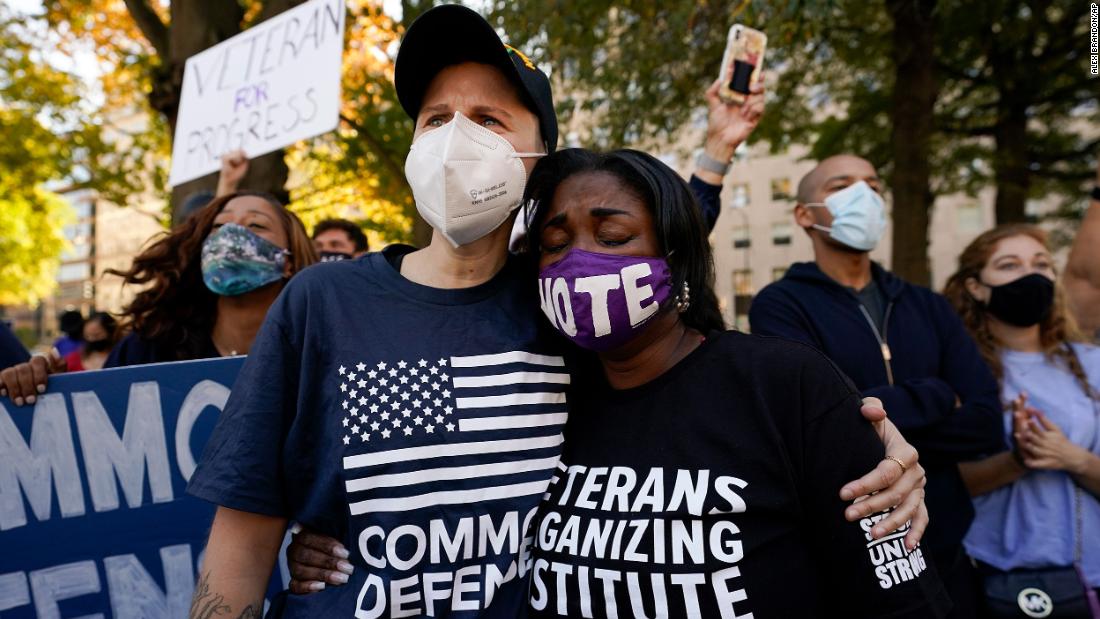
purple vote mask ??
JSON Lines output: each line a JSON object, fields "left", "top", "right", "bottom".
{"left": 538, "top": 248, "right": 673, "bottom": 351}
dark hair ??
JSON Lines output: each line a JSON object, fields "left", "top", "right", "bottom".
{"left": 178, "top": 190, "right": 215, "bottom": 223}
{"left": 313, "top": 218, "right": 369, "bottom": 252}
{"left": 105, "top": 191, "right": 318, "bottom": 361}
{"left": 59, "top": 310, "right": 85, "bottom": 339}
{"left": 86, "top": 312, "right": 117, "bottom": 338}
{"left": 524, "top": 148, "right": 725, "bottom": 334}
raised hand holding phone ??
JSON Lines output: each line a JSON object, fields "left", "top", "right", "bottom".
{"left": 694, "top": 24, "right": 768, "bottom": 185}
{"left": 718, "top": 25, "right": 767, "bottom": 104}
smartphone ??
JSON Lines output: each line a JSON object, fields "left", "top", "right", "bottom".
{"left": 718, "top": 25, "right": 767, "bottom": 104}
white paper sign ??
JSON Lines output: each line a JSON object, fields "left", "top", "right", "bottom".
{"left": 168, "top": 0, "right": 345, "bottom": 186}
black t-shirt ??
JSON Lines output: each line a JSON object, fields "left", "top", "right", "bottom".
{"left": 528, "top": 331, "right": 950, "bottom": 619}
{"left": 103, "top": 331, "right": 221, "bottom": 368}
{"left": 852, "top": 280, "right": 888, "bottom": 335}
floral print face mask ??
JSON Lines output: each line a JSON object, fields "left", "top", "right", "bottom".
{"left": 201, "top": 223, "right": 289, "bottom": 296}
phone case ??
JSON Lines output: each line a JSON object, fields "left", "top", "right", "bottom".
{"left": 718, "top": 25, "right": 767, "bottom": 104}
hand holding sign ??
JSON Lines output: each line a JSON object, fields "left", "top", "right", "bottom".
{"left": 0, "top": 357, "right": 293, "bottom": 618}
{"left": 0, "top": 348, "right": 66, "bottom": 406}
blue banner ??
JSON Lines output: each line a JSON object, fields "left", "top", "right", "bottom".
{"left": 0, "top": 357, "right": 291, "bottom": 618}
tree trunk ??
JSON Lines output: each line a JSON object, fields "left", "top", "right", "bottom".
{"left": 886, "top": 0, "right": 938, "bottom": 287}
{"left": 992, "top": 109, "right": 1030, "bottom": 224}
{"left": 403, "top": 0, "right": 437, "bottom": 248}
{"left": 991, "top": 102, "right": 1030, "bottom": 224}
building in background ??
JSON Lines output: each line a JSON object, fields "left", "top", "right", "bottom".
{"left": 92, "top": 198, "right": 165, "bottom": 315}
{"left": 4, "top": 190, "right": 163, "bottom": 351}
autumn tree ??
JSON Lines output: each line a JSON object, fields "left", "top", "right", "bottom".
{"left": 0, "top": 9, "right": 79, "bottom": 306}
{"left": 289, "top": 0, "right": 440, "bottom": 247}
{"left": 289, "top": 0, "right": 415, "bottom": 244}
{"left": 31, "top": 0, "right": 417, "bottom": 244}
{"left": 37, "top": 0, "right": 297, "bottom": 217}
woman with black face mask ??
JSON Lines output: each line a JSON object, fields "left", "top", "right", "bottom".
{"left": 64, "top": 312, "right": 117, "bottom": 372}
{"left": 945, "top": 224, "right": 1100, "bottom": 618}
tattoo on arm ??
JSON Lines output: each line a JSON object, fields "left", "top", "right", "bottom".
{"left": 190, "top": 572, "right": 262, "bottom": 619}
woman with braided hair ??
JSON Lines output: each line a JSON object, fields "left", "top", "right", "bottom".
{"left": 944, "top": 223, "right": 1100, "bottom": 616}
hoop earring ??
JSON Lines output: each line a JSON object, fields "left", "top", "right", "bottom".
{"left": 675, "top": 281, "right": 691, "bottom": 313}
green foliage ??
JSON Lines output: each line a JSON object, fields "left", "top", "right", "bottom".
{"left": 490, "top": 0, "right": 1096, "bottom": 223}
{"left": 33, "top": 0, "right": 414, "bottom": 243}
{"left": 0, "top": 10, "right": 77, "bottom": 305}
{"left": 0, "top": 185, "right": 73, "bottom": 306}
{"left": 34, "top": 0, "right": 170, "bottom": 208}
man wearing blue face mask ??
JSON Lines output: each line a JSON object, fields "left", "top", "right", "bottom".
{"left": 749, "top": 154, "right": 1005, "bottom": 618}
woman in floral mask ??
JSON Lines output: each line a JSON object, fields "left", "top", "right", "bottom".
{"left": 0, "top": 192, "right": 317, "bottom": 401}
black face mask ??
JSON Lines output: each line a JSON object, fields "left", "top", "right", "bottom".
{"left": 319, "top": 251, "right": 354, "bottom": 263}
{"left": 982, "top": 273, "right": 1055, "bottom": 327}
{"left": 84, "top": 339, "right": 113, "bottom": 353}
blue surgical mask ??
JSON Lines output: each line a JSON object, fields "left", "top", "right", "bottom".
{"left": 201, "top": 223, "right": 289, "bottom": 296}
{"left": 805, "top": 181, "right": 887, "bottom": 251}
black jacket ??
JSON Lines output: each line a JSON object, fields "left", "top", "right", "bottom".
{"left": 750, "top": 261, "right": 1005, "bottom": 565}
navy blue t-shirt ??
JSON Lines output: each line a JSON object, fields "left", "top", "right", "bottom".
{"left": 188, "top": 246, "right": 569, "bottom": 618}
{"left": 0, "top": 322, "right": 29, "bottom": 369}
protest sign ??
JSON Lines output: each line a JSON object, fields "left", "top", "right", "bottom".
{"left": 168, "top": 0, "right": 346, "bottom": 186}
{"left": 0, "top": 357, "right": 292, "bottom": 618}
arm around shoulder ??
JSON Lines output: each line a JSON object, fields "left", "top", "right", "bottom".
{"left": 800, "top": 387, "right": 950, "bottom": 618}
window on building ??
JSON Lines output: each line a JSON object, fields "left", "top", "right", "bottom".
{"left": 63, "top": 243, "right": 92, "bottom": 261}
{"left": 730, "top": 183, "right": 749, "bottom": 209}
{"left": 58, "top": 262, "right": 91, "bottom": 283}
{"left": 771, "top": 177, "right": 792, "bottom": 201}
{"left": 771, "top": 221, "right": 792, "bottom": 246}
{"left": 732, "top": 226, "right": 751, "bottom": 249}
{"left": 71, "top": 199, "right": 94, "bottom": 219}
{"left": 772, "top": 266, "right": 788, "bottom": 281}
{"left": 66, "top": 222, "right": 92, "bottom": 243}
{"left": 733, "top": 269, "right": 754, "bottom": 296}
{"left": 733, "top": 269, "right": 754, "bottom": 326}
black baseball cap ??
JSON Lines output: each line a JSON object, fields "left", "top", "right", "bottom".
{"left": 394, "top": 4, "right": 558, "bottom": 152}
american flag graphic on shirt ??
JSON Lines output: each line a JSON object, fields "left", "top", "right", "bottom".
{"left": 335, "top": 351, "right": 569, "bottom": 515}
